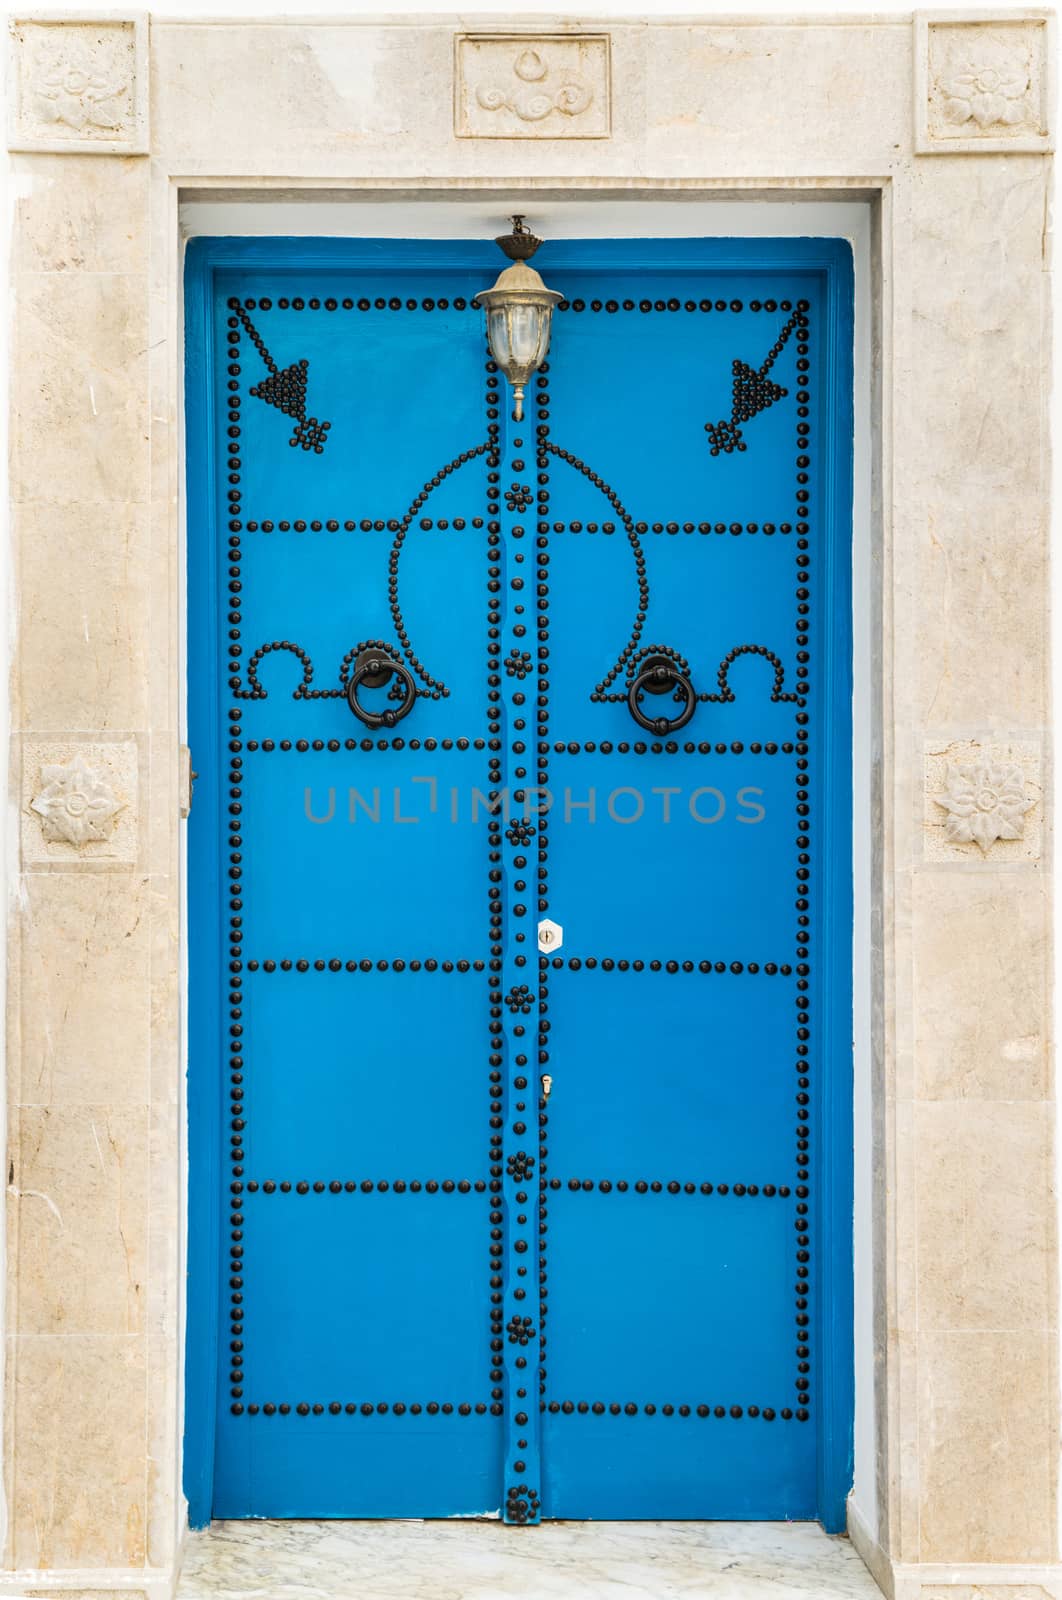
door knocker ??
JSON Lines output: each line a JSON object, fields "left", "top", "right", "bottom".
{"left": 346, "top": 648, "right": 417, "bottom": 729}
{"left": 627, "top": 655, "right": 697, "bottom": 736}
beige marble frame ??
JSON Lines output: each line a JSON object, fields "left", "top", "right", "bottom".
{"left": 4, "top": 12, "right": 1056, "bottom": 1600}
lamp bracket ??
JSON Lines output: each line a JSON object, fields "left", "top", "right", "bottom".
{"left": 496, "top": 215, "right": 543, "bottom": 262}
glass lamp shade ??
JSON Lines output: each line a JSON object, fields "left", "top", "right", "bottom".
{"left": 478, "top": 259, "right": 562, "bottom": 420}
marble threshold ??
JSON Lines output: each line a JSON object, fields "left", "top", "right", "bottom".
{"left": 176, "top": 1517, "right": 882, "bottom": 1600}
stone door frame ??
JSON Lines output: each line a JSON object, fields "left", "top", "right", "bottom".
{"left": 178, "top": 202, "right": 867, "bottom": 1533}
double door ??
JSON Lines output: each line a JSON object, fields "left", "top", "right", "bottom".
{"left": 187, "top": 234, "right": 854, "bottom": 1527}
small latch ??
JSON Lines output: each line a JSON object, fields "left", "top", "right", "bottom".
{"left": 541, "top": 1074, "right": 553, "bottom": 1100}
{"left": 537, "top": 918, "right": 563, "bottom": 954}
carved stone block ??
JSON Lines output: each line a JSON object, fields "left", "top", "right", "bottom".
{"left": 455, "top": 34, "right": 610, "bottom": 139}
{"left": 21, "top": 738, "right": 140, "bottom": 867}
{"left": 7, "top": 13, "right": 148, "bottom": 153}
{"left": 914, "top": 11, "right": 1054, "bottom": 154}
{"left": 923, "top": 737, "right": 1042, "bottom": 863}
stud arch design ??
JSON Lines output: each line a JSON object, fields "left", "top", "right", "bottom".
{"left": 224, "top": 293, "right": 810, "bottom": 1425}
{"left": 224, "top": 299, "right": 809, "bottom": 1419}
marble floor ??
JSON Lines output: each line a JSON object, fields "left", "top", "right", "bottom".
{"left": 177, "top": 1518, "right": 882, "bottom": 1600}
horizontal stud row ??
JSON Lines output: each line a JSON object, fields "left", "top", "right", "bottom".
{"left": 232, "top": 294, "right": 807, "bottom": 316}
{"left": 244, "top": 1179, "right": 487, "bottom": 1194}
{"left": 244, "top": 737, "right": 485, "bottom": 751}
{"left": 544, "top": 1401, "right": 808, "bottom": 1421}
{"left": 549, "top": 521, "right": 798, "bottom": 536}
{"left": 230, "top": 1399, "right": 808, "bottom": 1420}
{"left": 238, "top": 737, "right": 805, "bottom": 757}
{"left": 236, "top": 518, "right": 800, "bottom": 537}
{"left": 550, "top": 740, "right": 799, "bottom": 755}
{"left": 234, "top": 295, "right": 476, "bottom": 313}
{"left": 554, "top": 1179, "right": 795, "bottom": 1197}
{"left": 232, "top": 1400, "right": 496, "bottom": 1417}
{"left": 238, "top": 957, "right": 798, "bottom": 975}
{"left": 245, "top": 958, "right": 486, "bottom": 973}
{"left": 553, "top": 958, "right": 796, "bottom": 974}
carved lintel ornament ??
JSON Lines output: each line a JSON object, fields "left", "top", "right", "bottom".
{"left": 7, "top": 13, "right": 149, "bottom": 154}
{"left": 455, "top": 34, "right": 610, "bottom": 139}
{"left": 914, "top": 11, "right": 1055, "bottom": 154}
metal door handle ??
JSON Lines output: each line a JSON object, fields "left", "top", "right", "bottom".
{"left": 346, "top": 648, "right": 417, "bottom": 729}
{"left": 627, "top": 655, "right": 697, "bottom": 735}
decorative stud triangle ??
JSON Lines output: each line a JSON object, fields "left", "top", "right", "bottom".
{"left": 732, "top": 359, "right": 787, "bottom": 423}
{"left": 234, "top": 302, "right": 332, "bottom": 454}
{"left": 704, "top": 310, "right": 800, "bottom": 456}
{"left": 250, "top": 360, "right": 310, "bottom": 423}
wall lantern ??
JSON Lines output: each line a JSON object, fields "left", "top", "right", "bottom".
{"left": 478, "top": 216, "right": 562, "bottom": 421}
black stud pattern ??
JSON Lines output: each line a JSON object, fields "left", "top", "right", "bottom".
{"left": 541, "top": 306, "right": 807, "bottom": 713}
{"left": 505, "top": 483, "right": 534, "bottom": 512}
{"left": 244, "top": 735, "right": 490, "bottom": 754}
{"left": 556, "top": 296, "right": 766, "bottom": 317}
{"left": 549, "top": 520, "right": 792, "bottom": 537}
{"left": 242, "top": 515, "right": 473, "bottom": 535}
{"left": 237, "top": 443, "right": 500, "bottom": 706}
{"left": 628, "top": 642, "right": 692, "bottom": 682}
{"left": 248, "top": 1177, "right": 487, "bottom": 1195}
{"left": 704, "top": 311, "right": 801, "bottom": 455}
{"left": 552, "top": 1178, "right": 791, "bottom": 1196}
{"left": 233, "top": 303, "right": 331, "bottom": 452}
{"left": 546, "top": 1401, "right": 781, "bottom": 1421}
{"left": 220, "top": 305, "right": 500, "bottom": 1426}
{"left": 506, "top": 1483, "right": 541, "bottom": 1524}
{"left": 625, "top": 645, "right": 697, "bottom": 735}
{"left": 481, "top": 354, "right": 513, "bottom": 1502}
{"left": 246, "top": 957, "right": 487, "bottom": 973}
{"left": 234, "top": 636, "right": 415, "bottom": 704}
{"left": 544, "top": 442, "right": 649, "bottom": 704}
{"left": 791, "top": 299, "right": 813, "bottom": 1425}
{"left": 387, "top": 442, "right": 493, "bottom": 696}
{"left": 537, "top": 291, "right": 815, "bottom": 1435}
{"left": 246, "top": 1399, "right": 491, "bottom": 1419}
{"left": 543, "top": 449, "right": 800, "bottom": 712}
{"left": 238, "top": 639, "right": 315, "bottom": 700}
{"left": 492, "top": 354, "right": 551, "bottom": 1524}
{"left": 221, "top": 303, "right": 248, "bottom": 1418}
{"left": 701, "top": 643, "right": 800, "bottom": 705}
{"left": 552, "top": 957, "right": 791, "bottom": 974}
{"left": 246, "top": 295, "right": 475, "bottom": 315}
{"left": 218, "top": 284, "right": 817, "bottom": 1450}
{"left": 234, "top": 439, "right": 500, "bottom": 706}
{"left": 534, "top": 374, "right": 554, "bottom": 1505}
{"left": 545, "top": 740, "right": 794, "bottom": 756}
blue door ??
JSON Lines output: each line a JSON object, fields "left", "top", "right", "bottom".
{"left": 186, "top": 236, "right": 854, "bottom": 1529}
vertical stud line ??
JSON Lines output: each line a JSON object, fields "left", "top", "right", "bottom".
{"left": 497, "top": 367, "right": 543, "bottom": 1526}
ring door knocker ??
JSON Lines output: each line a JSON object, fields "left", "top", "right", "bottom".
{"left": 346, "top": 647, "right": 417, "bottom": 730}
{"left": 627, "top": 654, "right": 697, "bottom": 736}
